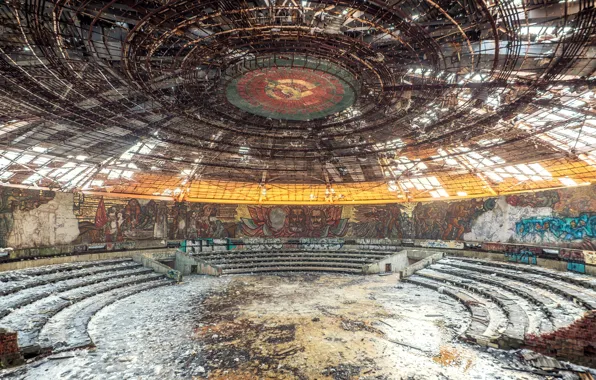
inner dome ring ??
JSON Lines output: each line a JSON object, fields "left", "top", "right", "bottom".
{"left": 225, "top": 59, "right": 358, "bottom": 121}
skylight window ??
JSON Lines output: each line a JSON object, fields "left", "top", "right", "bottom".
{"left": 374, "top": 138, "right": 405, "bottom": 152}
{"left": 31, "top": 146, "right": 48, "bottom": 153}
{"left": 559, "top": 177, "right": 577, "bottom": 187}
{"left": 22, "top": 168, "right": 52, "bottom": 185}
{"left": 0, "top": 172, "right": 13, "bottom": 180}
{"left": 400, "top": 176, "right": 448, "bottom": 197}
{"left": 15, "top": 154, "right": 35, "bottom": 164}
{"left": 386, "top": 156, "right": 428, "bottom": 177}
{"left": 493, "top": 163, "right": 551, "bottom": 182}
{"left": 120, "top": 140, "right": 157, "bottom": 161}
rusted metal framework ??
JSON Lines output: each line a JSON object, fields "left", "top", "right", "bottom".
{"left": 0, "top": 0, "right": 594, "bottom": 203}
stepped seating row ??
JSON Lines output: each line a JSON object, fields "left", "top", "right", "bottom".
{"left": 195, "top": 249, "right": 393, "bottom": 259}
{"left": 0, "top": 259, "right": 174, "bottom": 356}
{"left": 446, "top": 258, "right": 596, "bottom": 310}
{"left": 453, "top": 257, "right": 596, "bottom": 290}
{"left": 404, "top": 276, "right": 497, "bottom": 344}
{"left": 404, "top": 257, "right": 596, "bottom": 350}
{"left": 192, "top": 250, "right": 397, "bottom": 274}
{"left": 0, "top": 259, "right": 145, "bottom": 297}
{"left": 0, "top": 259, "right": 134, "bottom": 281}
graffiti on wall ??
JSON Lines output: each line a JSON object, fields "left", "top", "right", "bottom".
{"left": 515, "top": 214, "right": 596, "bottom": 242}
{"left": 419, "top": 240, "right": 465, "bottom": 249}
{"left": 239, "top": 205, "right": 349, "bottom": 237}
{"left": 298, "top": 238, "right": 344, "bottom": 251}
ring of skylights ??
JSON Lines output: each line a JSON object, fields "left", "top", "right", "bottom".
{"left": 0, "top": 0, "right": 593, "bottom": 198}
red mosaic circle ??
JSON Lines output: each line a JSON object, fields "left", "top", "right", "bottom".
{"left": 226, "top": 67, "right": 356, "bottom": 121}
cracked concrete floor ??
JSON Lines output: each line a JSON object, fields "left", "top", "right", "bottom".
{"left": 195, "top": 273, "right": 542, "bottom": 379}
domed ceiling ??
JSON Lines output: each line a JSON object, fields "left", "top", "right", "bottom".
{"left": 0, "top": 0, "right": 594, "bottom": 203}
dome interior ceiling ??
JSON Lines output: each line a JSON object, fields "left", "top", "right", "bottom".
{"left": 0, "top": 0, "right": 594, "bottom": 203}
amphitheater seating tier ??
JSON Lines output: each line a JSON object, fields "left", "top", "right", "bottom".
{"left": 193, "top": 249, "right": 399, "bottom": 274}
{"left": 0, "top": 259, "right": 174, "bottom": 356}
{"left": 405, "top": 257, "right": 596, "bottom": 350}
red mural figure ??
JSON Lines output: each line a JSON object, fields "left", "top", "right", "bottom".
{"left": 352, "top": 204, "right": 410, "bottom": 238}
{"left": 505, "top": 190, "right": 560, "bottom": 208}
{"left": 413, "top": 198, "right": 494, "bottom": 240}
{"left": 169, "top": 203, "right": 233, "bottom": 239}
{"left": 239, "top": 206, "right": 348, "bottom": 237}
{"left": 441, "top": 199, "right": 484, "bottom": 240}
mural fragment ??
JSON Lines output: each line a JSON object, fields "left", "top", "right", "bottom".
{"left": 76, "top": 196, "right": 236, "bottom": 244}
{"left": 239, "top": 206, "right": 348, "bottom": 237}
{"left": 1, "top": 183, "right": 596, "bottom": 255}
{"left": 505, "top": 190, "right": 560, "bottom": 208}
{"left": 413, "top": 198, "right": 495, "bottom": 240}
{"left": 351, "top": 204, "right": 412, "bottom": 238}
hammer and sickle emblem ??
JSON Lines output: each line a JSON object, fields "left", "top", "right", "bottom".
{"left": 265, "top": 79, "right": 317, "bottom": 100}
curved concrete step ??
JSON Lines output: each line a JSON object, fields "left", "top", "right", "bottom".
{"left": 0, "top": 259, "right": 133, "bottom": 280}
{"left": 196, "top": 250, "right": 393, "bottom": 260}
{"left": 201, "top": 252, "right": 388, "bottom": 264}
{"left": 404, "top": 275, "right": 503, "bottom": 346}
{"left": 206, "top": 256, "right": 380, "bottom": 266}
{"left": 0, "top": 267, "right": 154, "bottom": 319}
{"left": 450, "top": 257, "right": 596, "bottom": 291}
{"left": 220, "top": 260, "right": 365, "bottom": 270}
{"left": 38, "top": 278, "right": 173, "bottom": 352}
{"left": 0, "top": 272, "right": 166, "bottom": 349}
{"left": 0, "top": 261, "right": 143, "bottom": 296}
{"left": 416, "top": 269, "right": 529, "bottom": 347}
{"left": 223, "top": 266, "right": 362, "bottom": 274}
{"left": 443, "top": 260, "right": 596, "bottom": 310}
{"left": 434, "top": 262, "right": 586, "bottom": 329}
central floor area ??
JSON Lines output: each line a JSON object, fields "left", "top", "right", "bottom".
{"left": 1, "top": 273, "right": 561, "bottom": 380}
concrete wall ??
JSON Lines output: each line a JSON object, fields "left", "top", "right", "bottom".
{"left": 363, "top": 252, "right": 409, "bottom": 274}
{"left": 174, "top": 251, "right": 222, "bottom": 276}
{"left": 133, "top": 253, "right": 182, "bottom": 282}
{"left": 404, "top": 249, "right": 442, "bottom": 261}
{"left": 400, "top": 252, "right": 445, "bottom": 278}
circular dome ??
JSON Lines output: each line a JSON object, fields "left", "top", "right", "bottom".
{"left": 226, "top": 60, "right": 357, "bottom": 121}
{"left": 1, "top": 0, "right": 593, "bottom": 201}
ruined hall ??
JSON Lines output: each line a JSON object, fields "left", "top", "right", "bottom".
{"left": 0, "top": 0, "right": 595, "bottom": 379}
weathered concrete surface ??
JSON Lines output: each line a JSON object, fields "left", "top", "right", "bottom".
{"left": 464, "top": 197, "right": 554, "bottom": 243}
{"left": 363, "top": 252, "right": 408, "bottom": 274}
{"left": 425, "top": 248, "right": 596, "bottom": 276}
{"left": 174, "top": 251, "right": 222, "bottom": 276}
{"left": 405, "top": 249, "right": 442, "bottom": 261}
{"left": 133, "top": 253, "right": 182, "bottom": 282}
{"left": 0, "top": 249, "right": 175, "bottom": 273}
{"left": 2, "top": 273, "right": 587, "bottom": 379}
{"left": 400, "top": 252, "right": 445, "bottom": 278}
{"left": 7, "top": 193, "right": 79, "bottom": 249}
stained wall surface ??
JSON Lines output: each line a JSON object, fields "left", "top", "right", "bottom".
{"left": 1, "top": 184, "right": 596, "bottom": 250}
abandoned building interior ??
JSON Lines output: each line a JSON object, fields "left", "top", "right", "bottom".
{"left": 0, "top": 0, "right": 595, "bottom": 379}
